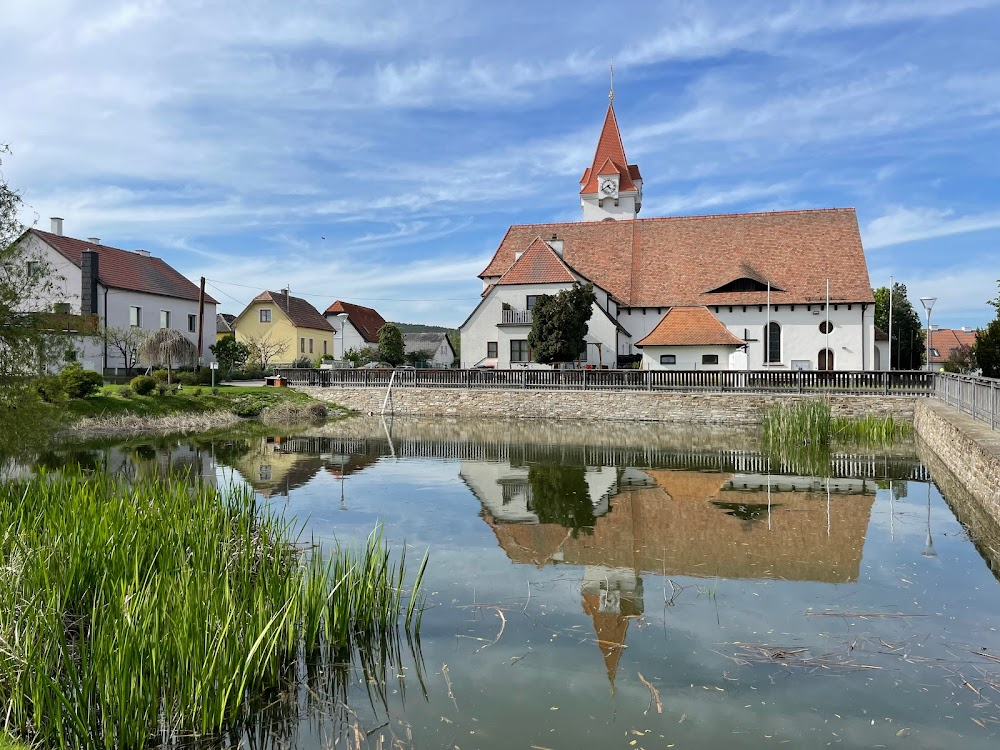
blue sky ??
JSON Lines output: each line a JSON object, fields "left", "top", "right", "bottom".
{"left": 4, "top": 0, "right": 999, "bottom": 328}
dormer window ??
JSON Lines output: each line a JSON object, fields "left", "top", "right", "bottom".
{"left": 707, "top": 277, "right": 783, "bottom": 294}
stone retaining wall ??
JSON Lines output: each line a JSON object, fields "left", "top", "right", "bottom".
{"left": 914, "top": 399, "right": 1000, "bottom": 529}
{"left": 299, "top": 386, "right": 917, "bottom": 425}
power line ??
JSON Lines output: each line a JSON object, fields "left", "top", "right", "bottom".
{"left": 204, "top": 277, "right": 481, "bottom": 303}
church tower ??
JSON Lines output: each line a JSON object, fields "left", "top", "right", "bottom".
{"left": 579, "top": 96, "right": 642, "bottom": 221}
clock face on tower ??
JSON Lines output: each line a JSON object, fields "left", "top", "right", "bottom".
{"left": 600, "top": 178, "right": 616, "bottom": 195}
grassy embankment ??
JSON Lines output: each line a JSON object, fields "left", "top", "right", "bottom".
{"left": 0, "top": 472, "right": 426, "bottom": 748}
{"left": 62, "top": 384, "right": 315, "bottom": 420}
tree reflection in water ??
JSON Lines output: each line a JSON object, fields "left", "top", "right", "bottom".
{"left": 528, "top": 464, "right": 596, "bottom": 535}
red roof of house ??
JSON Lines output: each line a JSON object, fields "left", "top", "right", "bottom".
{"left": 927, "top": 328, "right": 977, "bottom": 363}
{"left": 30, "top": 229, "right": 217, "bottom": 304}
{"left": 579, "top": 103, "right": 640, "bottom": 194}
{"left": 252, "top": 291, "right": 332, "bottom": 331}
{"left": 496, "top": 237, "right": 577, "bottom": 286}
{"left": 635, "top": 306, "right": 746, "bottom": 347}
{"left": 480, "top": 209, "right": 874, "bottom": 308}
{"left": 325, "top": 300, "right": 386, "bottom": 343}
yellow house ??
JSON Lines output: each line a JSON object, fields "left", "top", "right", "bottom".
{"left": 215, "top": 312, "right": 236, "bottom": 343}
{"left": 234, "top": 289, "right": 334, "bottom": 366}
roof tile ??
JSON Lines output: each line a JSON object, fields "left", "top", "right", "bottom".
{"left": 497, "top": 237, "right": 577, "bottom": 286}
{"left": 480, "top": 209, "right": 874, "bottom": 307}
{"left": 30, "top": 229, "right": 216, "bottom": 304}
{"left": 252, "top": 291, "right": 332, "bottom": 331}
{"left": 325, "top": 300, "right": 387, "bottom": 343}
{"left": 635, "top": 307, "right": 746, "bottom": 347}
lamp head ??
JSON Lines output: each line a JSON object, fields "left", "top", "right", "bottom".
{"left": 919, "top": 297, "right": 936, "bottom": 314}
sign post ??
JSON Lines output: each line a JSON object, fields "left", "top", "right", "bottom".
{"left": 210, "top": 361, "right": 218, "bottom": 388}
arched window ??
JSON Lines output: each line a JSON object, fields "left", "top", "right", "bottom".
{"left": 818, "top": 348, "right": 834, "bottom": 371}
{"left": 764, "top": 322, "right": 781, "bottom": 364}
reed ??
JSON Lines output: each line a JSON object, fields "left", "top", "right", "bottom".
{"left": 0, "top": 472, "right": 424, "bottom": 748}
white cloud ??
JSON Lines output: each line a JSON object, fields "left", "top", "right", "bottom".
{"left": 865, "top": 206, "right": 1000, "bottom": 248}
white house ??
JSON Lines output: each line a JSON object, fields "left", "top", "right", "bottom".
{"left": 14, "top": 218, "right": 217, "bottom": 372}
{"left": 324, "top": 300, "right": 387, "bottom": 359}
{"left": 460, "top": 101, "right": 878, "bottom": 371}
{"left": 402, "top": 332, "right": 457, "bottom": 368}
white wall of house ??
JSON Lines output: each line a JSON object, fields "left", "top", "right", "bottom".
{"left": 326, "top": 316, "right": 377, "bottom": 359}
{"left": 17, "top": 234, "right": 216, "bottom": 372}
{"left": 639, "top": 344, "right": 743, "bottom": 370}
{"left": 426, "top": 339, "right": 456, "bottom": 368}
{"left": 621, "top": 304, "right": 874, "bottom": 371}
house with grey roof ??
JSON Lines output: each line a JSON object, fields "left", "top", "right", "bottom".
{"left": 403, "top": 332, "right": 457, "bottom": 368}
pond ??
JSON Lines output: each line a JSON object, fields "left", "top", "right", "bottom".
{"left": 19, "top": 417, "right": 1000, "bottom": 748}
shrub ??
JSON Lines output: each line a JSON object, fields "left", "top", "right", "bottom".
{"left": 211, "top": 387, "right": 220, "bottom": 396}
{"left": 231, "top": 395, "right": 267, "bottom": 418}
{"left": 175, "top": 371, "right": 196, "bottom": 386}
{"left": 156, "top": 383, "right": 168, "bottom": 396}
{"left": 308, "top": 401, "right": 329, "bottom": 420}
{"left": 291, "top": 356, "right": 313, "bottom": 368}
{"left": 192, "top": 387, "right": 202, "bottom": 397}
{"left": 60, "top": 363, "right": 104, "bottom": 399}
{"left": 35, "top": 375, "right": 64, "bottom": 403}
{"left": 151, "top": 369, "right": 169, "bottom": 383}
{"left": 117, "top": 386, "right": 135, "bottom": 399}
{"left": 130, "top": 375, "right": 156, "bottom": 396}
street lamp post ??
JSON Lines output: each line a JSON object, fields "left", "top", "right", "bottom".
{"left": 336, "top": 312, "right": 349, "bottom": 360}
{"left": 919, "top": 297, "right": 936, "bottom": 372}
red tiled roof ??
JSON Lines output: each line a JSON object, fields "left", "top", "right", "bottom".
{"left": 496, "top": 237, "right": 577, "bottom": 286}
{"left": 579, "top": 103, "right": 639, "bottom": 194}
{"left": 251, "top": 291, "right": 332, "bottom": 331}
{"left": 875, "top": 326, "right": 889, "bottom": 341}
{"left": 480, "top": 209, "right": 874, "bottom": 307}
{"left": 635, "top": 307, "right": 746, "bottom": 347}
{"left": 30, "top": 229, "right": 217, "bottom": 304}
{"left": 325, "top": 300, "right": 386, "bottom": 343}
{"left": 927, "top": 328, "right": 977, "bottom": 363}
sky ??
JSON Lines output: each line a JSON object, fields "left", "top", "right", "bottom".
{"left": 3, "top": 0, "right": 999, "bottom": 328}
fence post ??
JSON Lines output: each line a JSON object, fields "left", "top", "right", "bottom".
{"left": 797, "top": 369, "right": 803, "bottom": 394}
{"left": 583, "top": 367, "right": 588, "bottom": 391}
{"left": 992, "top": 380, "right": 997, "bottom": 431}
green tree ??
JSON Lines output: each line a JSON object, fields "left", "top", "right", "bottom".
{"left": 343, "top": 346, "right": 377, "bottom": 367}
{"left": 140, "top": 328, "right": 197, "bottom": 384}
{"left": 404, "top": 348, "right": 433, "bottom": 367}
{"left": 377, "top": 323, "right": 405, "bottom": 366}
{"left": 0, "top": 144, "right": 63, "bottom": 454}
{"left": 976, "top": 281, "right": 1000, "bottom": 378}
{"left": 941, "top": 343, "right": 977, "bottom": 374}
{"left": 210, "top": 335, "right": 250, "bottom": 377}
{"left": 873, "top": 283, "right": 925, "bottom": 369}
{"left": 528, "top": 283, "right": 595, "bottom": 365}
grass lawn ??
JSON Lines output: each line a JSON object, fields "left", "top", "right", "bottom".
{"left": 0, "top": 734, "right": 30, "bottom": 750}
{"left": 59, "top": 384, "right": 318, "bottom": 422}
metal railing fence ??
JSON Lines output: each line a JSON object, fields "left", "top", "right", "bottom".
{"left": 275, "top": 367, "right": 934, "bottom": 395}
{"left": 934, "top": 372, "right": 999, "bottom": 431}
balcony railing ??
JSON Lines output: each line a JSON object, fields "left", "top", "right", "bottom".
{"left": 500, "top": 308, "right": 532, "bottom": 325}
{"left": 275, "top": 367, "right": 935, "bottom": 395}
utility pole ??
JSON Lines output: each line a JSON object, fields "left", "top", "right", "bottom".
{"left": 196, "top": 276, "right": 206, "bottom": 372}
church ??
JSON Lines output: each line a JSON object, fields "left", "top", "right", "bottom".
{"left": 459, "top": 95, "right": 882, "bottom": 372}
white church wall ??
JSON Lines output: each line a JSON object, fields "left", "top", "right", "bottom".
{"left": 639, "top": 345, "right": 740, "bottom": 370}
{"left": 581, "top": 192, "right": 638, "bottom": 222}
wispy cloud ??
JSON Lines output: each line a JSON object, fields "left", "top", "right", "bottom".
{"left": 865, "top": 206, "right": 1000, "bottom": 248}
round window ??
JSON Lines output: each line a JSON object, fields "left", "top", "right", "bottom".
{"left": 819, "top": 321, "right": 834, "bottom": 334}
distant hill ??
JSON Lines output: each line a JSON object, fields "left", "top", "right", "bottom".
{"left": 391, "top": 322, "right": 456, "bottom": 334}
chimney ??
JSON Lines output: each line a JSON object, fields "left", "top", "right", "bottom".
{"left": 87, "top": 237, "right": 101, "bottom": 245}
{"left": 961, "top": 326, "right": 972, "bottom": 332}
{"left": 549, "top": 233, "right": 564, "bottom": 255}
{"left": 929, "top": 324, "right": 939, "bottom": 331}
{"left": 50, "top": 217, "right": 64, "bottom": 235}
{"left": 134, "top": 249, "right": 151, "bottom": 257}
{"left": 80, "top": 250, "right": 99, "bottom": 316}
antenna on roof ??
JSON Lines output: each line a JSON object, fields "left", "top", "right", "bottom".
{"left": 609, "top": 58, "right": 614, "bottom": 103}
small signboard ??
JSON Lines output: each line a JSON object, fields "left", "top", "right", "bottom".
{"left": 210, "top": 362, "right": 219, "bottom": 370}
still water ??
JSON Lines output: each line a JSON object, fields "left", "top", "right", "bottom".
{"left": 45, "top": 418, "right": 1000, "bottom": 748}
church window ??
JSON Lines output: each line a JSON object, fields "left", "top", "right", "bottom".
{"left": 702, "top": 354, "right": 719, "bottom": 365}
{"left": 819, "top": 320, "right": 834, "bottom": 334}
{"left": 818, "top": 348, "right": 834, "bottom": 371}
{"left": 764, "top": 322, "right": 781, "bottom": 364}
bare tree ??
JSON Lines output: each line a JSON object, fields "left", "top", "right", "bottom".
{"left": 243, "top": 331, "right": 290, "bottom": 370}
{"left": 96, "top": 325, "right": 149, "bottom": 374}
{"left": 140, "top": 329, "right": 196, "bottom": 384}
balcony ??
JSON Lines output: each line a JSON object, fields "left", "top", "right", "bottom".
{"left": 500, "top": 308, "right": 532, "bottom": 325}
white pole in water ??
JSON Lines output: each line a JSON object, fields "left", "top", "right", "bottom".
{"left": 888, "top": 275, "right": 894, "bottom": 370}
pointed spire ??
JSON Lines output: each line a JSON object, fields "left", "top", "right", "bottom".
{"left": 579, "top": 103, "right": 638, "bottom": 194}
{"left": 609, "top": 58, "right": 614, "bottom": 103}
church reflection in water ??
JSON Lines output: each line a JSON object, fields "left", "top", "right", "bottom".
{"left": 463, "top": 461, "right": 876, "bottom": 687}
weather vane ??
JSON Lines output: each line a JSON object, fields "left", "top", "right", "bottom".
{"left": 609, "top": 58, "right": 615, "bottom": 102}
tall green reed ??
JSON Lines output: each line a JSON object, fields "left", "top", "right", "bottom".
{"left": 0, "top": 472, "right": 425, "bottom": 748}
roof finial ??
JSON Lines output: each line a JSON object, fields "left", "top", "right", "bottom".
{"left": 609, "top": 58, "right": 614, "bottom": 103}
